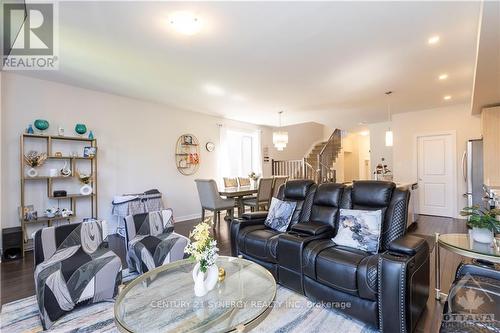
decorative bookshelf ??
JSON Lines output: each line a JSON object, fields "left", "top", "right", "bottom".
{"left": 19, "top": 133, "right": 98, "bottom": 253}
{"left": 175, "top": 134, "right": 200, "bottom": 175}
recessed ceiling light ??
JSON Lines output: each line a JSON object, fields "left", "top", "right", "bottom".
{"left": 169, "top": 11, "right": 202, "bottom": 36}
{"left": 203, "top": 84, "right": 225, "bottom": 96}
{"left": 360, "top": 131, "right": 369, "bottom": 136}
{"left": 428, "top": 35, "right": 440, "bottom": 45}
{"left": 438, "top": 74, "right": 448, "bottom": 80}
{"left": 443, "top": 95, "right": 452, "bottom": 100}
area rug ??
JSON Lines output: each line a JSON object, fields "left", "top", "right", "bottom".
{"left": 1, "top": 280, "right": 376, "bottom": 333}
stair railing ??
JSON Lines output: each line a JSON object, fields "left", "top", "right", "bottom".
{"left": 317, "top": 129, "right": 342, "bottom": 183}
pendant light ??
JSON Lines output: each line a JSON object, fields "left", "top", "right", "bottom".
{"left": 273, "top": 111, "right": 288, "bottom": 151}
{"left": 385, "top": 91, "right": 393, "bottom": 147}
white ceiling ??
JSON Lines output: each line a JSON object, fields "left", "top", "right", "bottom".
{"left": 15, "top": 1, "right": 482, "bottom": 129}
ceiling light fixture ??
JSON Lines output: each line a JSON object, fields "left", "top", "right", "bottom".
{"left": 438, "top": 74, "right": 448, "bottom": 80}
{"left": 444, "top": 95, "right": 452, "bottom": 100}
{"left": 169, "top": 11, "right": 202, "bottom": 36}
{"left": 273, "top": 111, "right": 288, "bottom": 151}
{"left": 385, "top": 91, "right": 393, "bottom": 147}
{"left": 428, "top": 35, "right": 440, "bottom": 45}
{"left": 360, "top": 131, "right": 369, "bottom": 137}
{"left": 203, "top": 84, "right": 226, "bottom": 96}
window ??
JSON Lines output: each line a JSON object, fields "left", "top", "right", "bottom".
{"left": 219, "top": 127, "right": 262, "bottom": 180}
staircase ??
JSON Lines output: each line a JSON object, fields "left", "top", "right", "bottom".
{"left": 272, "top": 129, "right": 342, "bottom": 183}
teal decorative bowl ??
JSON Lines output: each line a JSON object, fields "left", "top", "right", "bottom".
{"left": 75, "top": 124, "right": 87, "bottom": 135}
{"left": 34, "top": 119, "right": 49, "bottom": 131}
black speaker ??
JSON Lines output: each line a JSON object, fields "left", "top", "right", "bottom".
{"left": 2, "top": 227, "right": 23, "bottom": 261}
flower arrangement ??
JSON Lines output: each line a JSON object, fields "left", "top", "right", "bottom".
{"left": 24, "top": 151, "right": 47, "bottom": 167}
{"left": 460, "top": 205, "right": 500, "bottom": 232}
{"left": 184, "top": 218, "right": 219, "bottom": 273}
{"left": 248, "top": 171, "right": 260, "bottom": 181}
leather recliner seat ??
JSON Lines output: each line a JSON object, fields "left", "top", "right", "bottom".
{"left": 231, "top": 180, "right": 430, "bottom": 332}
{"left": 231, "top": 180, "right": 316, "bottom": 278}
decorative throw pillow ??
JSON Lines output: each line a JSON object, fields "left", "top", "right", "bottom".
{"left": 332, "top": 209, "right": 383, "bottom": 253}
{"left": 265, "top": 198, "right": 297, "bottom": 232}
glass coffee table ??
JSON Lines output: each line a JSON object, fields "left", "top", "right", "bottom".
{"left": 114, "top": 256, "right": 276, "bottom": 332}
{"left": 434, "top": 232, "right": 500, "bottom": 300}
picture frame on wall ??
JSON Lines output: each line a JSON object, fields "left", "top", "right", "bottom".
{"left": 183, "top": 135, "right": 193, "bottom": 145}
{"left": 83, "top": 147, "right": 97, "bottom": 158}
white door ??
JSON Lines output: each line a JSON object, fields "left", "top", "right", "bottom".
{"left": 417, "top": 134, "right": 455, "bottom": 217}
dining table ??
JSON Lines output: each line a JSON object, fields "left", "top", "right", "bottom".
{"left": 219, "top": 185, "right": 258, "bottom": 217}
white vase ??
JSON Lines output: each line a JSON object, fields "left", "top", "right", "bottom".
{"left": 471, "top": 227, "right": 494, "bottom": 244}
{"left": 192, "top": 262, "right": 218, "bottom": 297}
{"left": 27, "top": 167, "right": 38, "bottom": 178}
{"left": 80, "top": 184, "right": 93, "bottom": 196}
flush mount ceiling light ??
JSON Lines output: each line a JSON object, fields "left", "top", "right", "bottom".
{"left": 444, "top": 95, "right": 452, "bottom": 100}
{"left": 385, "top": 91, "right": 393, "bottom": 147}
{"left": 438, "top": 73, "right": 448, "bottom": 80}
{"left": 203, "top": 84, "right": 226, "bottom": 96}
{"left": 169, "top": 11, "right": 202, "bottom": 36}
{"left": 428, "top": 35, "right": 440, "bottom": 45}
{"left": 360, "top": 131, "right": 369, "bottom": 136}
{"left": 273, "top": 111, "right": 288, "bottom": 151}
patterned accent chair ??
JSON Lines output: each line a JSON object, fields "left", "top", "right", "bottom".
{"left": 34, "top": 220, "right": 122, "bottom": 329}
{"left": 124, "top": 209, "right": 189, "bottom": 274}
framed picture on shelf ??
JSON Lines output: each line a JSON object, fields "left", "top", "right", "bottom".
{"left": 83, "top": 146, "right": 97, "bottom": 158}
{"left": 19, "top": 205, "right": 37, "bottom": 221}
{"left": 183, "top": 135, "right": 193, "bottom": 145}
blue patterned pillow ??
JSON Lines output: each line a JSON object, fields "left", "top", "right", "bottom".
{"left": 265, "top": 198, "right": 297, "bottom": 232}
{"left": 332, "top": 209, "right": 382, "bottom": 253}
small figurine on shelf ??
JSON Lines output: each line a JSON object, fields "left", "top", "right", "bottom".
{"left": 88, "top": 130, "right": 94, "bottom": 140}
{"left": 58, "top": 126, "right": 65, "bottom": 136}
{"left": 26, "top": 124, "right": 34, "bottom": 134}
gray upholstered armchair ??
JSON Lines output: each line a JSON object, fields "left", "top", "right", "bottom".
{"left": 33, "top": 220, "right": 122, "bottom": 329}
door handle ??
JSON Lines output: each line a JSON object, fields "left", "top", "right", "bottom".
{"left": 461, "top": 150, "right": 467, "bottom": 182}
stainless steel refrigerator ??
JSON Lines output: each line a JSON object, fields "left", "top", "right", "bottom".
{"left": 463, "top": 139, "right": 483, "bottom": 207}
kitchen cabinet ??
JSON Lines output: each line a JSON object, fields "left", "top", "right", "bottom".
{"left": 481, "top": 106, "right": 500, "bottom": 186}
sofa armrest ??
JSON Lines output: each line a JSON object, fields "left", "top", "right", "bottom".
{"left": 379, "top": 235, "right": 430, "bottom": 333}
{"left": 291, "top": 222, "right": 333, "bottom": 236}
{"left": 386, "top": 234, "right": 427, "bottom": 256}
{"left": 242, "top": 211, "right": 268, "bottom": 220}
{"left": 230, "top": 216, "right": 266, "bottom": 256}
{"left": 455, "top": 262, "right": 500, "bottom": 281}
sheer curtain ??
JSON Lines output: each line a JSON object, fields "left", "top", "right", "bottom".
{"left": 217, "top": 125, "right": 262, "bottom": 185}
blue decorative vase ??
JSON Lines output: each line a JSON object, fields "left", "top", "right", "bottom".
{"left": 88, "top": 131, "right": 94, "bottom": 140}
{"left": 34, "top": 119, "right": 49, "bottom": 132}
{"left": 75, "top": 124, "right": 87, "bottom": 135}
{"left": 27, "top": 124, "right": 34, "bottom": 134}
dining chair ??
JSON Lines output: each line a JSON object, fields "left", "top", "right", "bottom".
{"left": 242, "top": 177, "right": 274, "bottom": 211}
{"left": 237, "top": 177, "right": 251, "bottom": 187}
{"left": 272, "top": 176, "right": 288, "bottom": 198}
{"left": 195, "top": 179, "right": 236, "bottom": 228}
{"left": 223, "top": 177, "right": 238, "bottom": 188}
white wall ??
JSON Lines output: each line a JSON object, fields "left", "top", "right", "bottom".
{"left": 368, "top": 121, "right": 393, "bottom": 177}
{"left": 1, "top": 73, "right": 322, "bottom": 243}
{"left": 391, "top": 104, "right": 481, "bottom": 217}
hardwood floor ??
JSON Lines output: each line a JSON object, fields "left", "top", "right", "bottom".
{"left": 0, "top": 214, "right": 468, "bottom": 333}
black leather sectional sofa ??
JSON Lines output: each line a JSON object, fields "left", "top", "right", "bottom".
{"left": 230, "top": 180, "right": 430, "bottom": 332}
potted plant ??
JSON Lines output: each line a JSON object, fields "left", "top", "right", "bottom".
{"left": 460, "top": 206, "right": 500, "bottom": 243}
{"left": 184, "top": 218, "right": 219, "bottom": 297}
